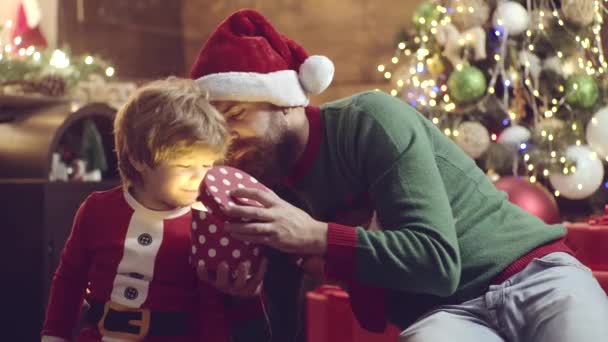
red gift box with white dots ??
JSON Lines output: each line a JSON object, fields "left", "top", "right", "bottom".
{"left": 190, "top": 166, "right": 267, "bottom": 274}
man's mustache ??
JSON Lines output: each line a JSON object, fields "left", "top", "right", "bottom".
{"left": 225, "top": 138, "right": 265, "bottom": 163}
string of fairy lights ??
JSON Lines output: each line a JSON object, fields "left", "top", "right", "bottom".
{"left": 378, "top": 0, "right": 608, "bottom": 199}
{"left": 0, "top": 19, "right": 115, "bottom": 83}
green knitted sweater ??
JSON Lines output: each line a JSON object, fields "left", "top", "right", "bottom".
{"left": 287, "top": 91, "right": 565, "bottom": 329}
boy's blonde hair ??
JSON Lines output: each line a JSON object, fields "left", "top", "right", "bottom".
{"left": 114, "top": 77, "right": 228, "bottom": 185}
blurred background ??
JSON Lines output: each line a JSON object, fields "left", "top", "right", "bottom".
{"left": 1, "top": 1, "right": 607, "bottom": 340}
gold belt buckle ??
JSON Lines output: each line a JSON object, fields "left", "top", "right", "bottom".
{"left": 98, "top": 301, "right": 151, "bottom": 341}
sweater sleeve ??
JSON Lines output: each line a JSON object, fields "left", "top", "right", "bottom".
{"left": 41, "top": 198, "right": 93, "bottom": 339}
{"left": 325, "top": 92, "right": 461, "bottom": 296}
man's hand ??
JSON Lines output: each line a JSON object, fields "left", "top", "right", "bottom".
{"left": 222, "top": 187, "right": 328, "bottom": 256}
{"left": 197, "top": 258, "right": 268, "bottom": 297}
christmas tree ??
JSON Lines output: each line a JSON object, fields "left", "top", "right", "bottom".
{"left": 379, "top": 0, "right": 608, "bottom": 219}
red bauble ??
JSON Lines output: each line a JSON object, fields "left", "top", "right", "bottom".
{"left": 494, "top": 176, "right": 561, "bottom": 224}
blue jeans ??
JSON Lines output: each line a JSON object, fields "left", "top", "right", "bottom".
{"left": 400, "top": 252, "right": 608, "bottom": 342}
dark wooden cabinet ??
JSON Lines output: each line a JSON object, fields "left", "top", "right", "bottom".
{"left": 0, "top": 102, "right": 118, "bottom": 340}
{"left": 1, "top": 180, "right": 118, "bottom": 341}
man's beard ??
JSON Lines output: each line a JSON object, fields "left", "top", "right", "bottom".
{"left": 225, "top": 131, "right": 299, "bottom": 186}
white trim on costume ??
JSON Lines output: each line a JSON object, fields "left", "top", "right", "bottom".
{"left": 41, "top": 336, "right": 68, "bottom": 342}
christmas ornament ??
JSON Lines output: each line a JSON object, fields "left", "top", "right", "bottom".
{"left": 498, "top": 125, "right": 531, "bottom": 150}
{"left": 565, "top": 74, "right": 599, "bottom": 109}
{"left": 390, "top": 64, "right": 412, "bottom": 90}
{"left": 519, "top": 51, "right": 541, "bottom": 78}
{"left": 447, "top": 66, "right": 487, "bottom": 103}
{"left": 507, "top": 87, "right": 528, "bottom": 122}
{"left": 561, "top": 0, "right": 595, "bottom": 27}
{"left": 73, "top": 74, "right": 136, "bottom": 110}
{"left": 454, "top": 121, "right": 490, "bottom": 159}
{"left": 11, "top": 0, "right": 47, "bottom": 48}
{"left": 412, "top": 2, "right": 440, "bottom": 30}
{"left": 494, "top": 176, "right": 561, "bottom": 224}
{"left": 586, "top": 106, "right": 608, "bottom": 159}
{"left": 436, "top": 23, "right": 486, "bottom": 67}
{"left": 192, "top": 166, "right": 268, "bottom": 275}
{"left": 426, "top": 54, "right": 446, "bottom": 77}
{"left": 535, "top": 118, "right": 565, "bottom": 134}
{"left": 1, "top": 74, "right": 67, "bottom": 97}
{"left": 549, "top": 145, "right": 604, "bottom": 199}
{"left": 449, "top": 0, "right": 490, "bottom": 30}
{"left": 35, "top": 74, "right": 67, "bottom": 96}
{"left": 542, "top": 56, "right": 564, "bottom": 76}
{"left": 79, "top": 119, "right": 108, "bottom": 175}
{"left": 492, "top": 1, "right": 530, "bottom": 36}
{"left": 520, "top": 52, "right": 576, "bottom": 82}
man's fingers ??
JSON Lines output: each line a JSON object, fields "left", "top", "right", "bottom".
{"left": 232, "top": 261, "right": 250, "bottom": 289}
{"left": 223, "top": 204, "right": 272, "bottom": 221}
{"left": 196, "top": 263, "right": 209, "bottom": 282}
{"left": 231, "top": 232, "right": 273, "bottom": 246}
{"left": 244, "top": 257, "right": 268, "bottom": 293}
{"left": 230, "top": 187, "right": 277, "bottom": 207}
{"left": 224, "top": 222, "right": 273, "bottom": 235}
{"left": 215, "top": 262, "right": 231, "bottom": 289}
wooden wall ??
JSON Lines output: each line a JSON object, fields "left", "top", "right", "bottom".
{"left": 57, "top": 0, "right": 419, "bottom": 103}
{"left": 58, "top": 0, "right": 186, "bottom": 79}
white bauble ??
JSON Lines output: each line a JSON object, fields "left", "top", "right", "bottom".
{"left": 454, "top": 121, "right": 490, "bottom": 159}
{"left": 498, "top": 125, "right": 531, "bottom": 150}
{"left": 561, "top": 0, "right": 595, "bottom": 26}
{"left": 519, "top": 51, "right": 541, "bottom": 73}
{"left": 549, "top": 145, "right": 604, "bottom": 199}
{"left": 543, "top": 56, "right": 564, "bottom": 76}
{"left": 587, "top": 106, "right": 608, "bottom": 159}
{"left": 492, "top": 1, "right": 530, "bottom": 36}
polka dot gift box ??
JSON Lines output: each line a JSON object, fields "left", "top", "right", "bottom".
{"left": 190, "top": 166, "right": 268, "bottom": 275}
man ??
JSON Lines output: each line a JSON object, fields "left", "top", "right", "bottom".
{"left": 191, "top": 9, "right": 608, "bottom": 342}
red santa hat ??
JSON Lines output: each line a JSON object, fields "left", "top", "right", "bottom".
{"left": 189, "top": 9, "right": 334, "bottom": 107}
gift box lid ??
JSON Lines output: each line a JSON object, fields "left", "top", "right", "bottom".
{"left": 567, "top": 205, "right": 608, "bottom": 230}
{"left": 197, "top": 165, "right": 268, "bottom": 220}
{"left": 587, "top": 205, "right": 608, "bottom": 226}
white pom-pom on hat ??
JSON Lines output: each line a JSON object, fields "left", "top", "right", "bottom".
{"left": 299, "top": 55, "right": 335, "bottom": 95}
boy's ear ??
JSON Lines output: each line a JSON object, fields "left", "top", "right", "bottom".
{"left": 129, "top": 156, "right": 147, "bottom": 172}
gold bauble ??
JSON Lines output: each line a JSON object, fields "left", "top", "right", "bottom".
{"left": 449, "top": 0, "right": 490, "bottom": 30}
{"left": 454, "top": 121, "right": 491, "bottom": 159}
{"left": 427, "top": 54, "right": 446, "bottom": 77}
{"left": 534, "top": 118, "right": 565, "bottom": 135}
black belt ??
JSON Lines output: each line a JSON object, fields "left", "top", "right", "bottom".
{"left": 86, "top": 300, "right": 190, "bottom": 338}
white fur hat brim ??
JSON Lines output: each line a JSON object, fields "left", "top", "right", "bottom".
{"left": 194, "top": 69, "right": 309, "bottom": 107}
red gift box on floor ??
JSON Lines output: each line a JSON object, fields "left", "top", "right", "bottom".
{"left": 306, "top": 285, "right": 400, "bottom": 342}
{"left": 565, "top": 205, "right": 608, "bottom": 293}
{"left": 190, "top": 166, "right": 269, "bottom": 275}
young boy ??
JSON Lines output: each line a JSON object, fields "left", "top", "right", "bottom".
{"left": 41, "top": 78, "right": 251, "bottom": 341}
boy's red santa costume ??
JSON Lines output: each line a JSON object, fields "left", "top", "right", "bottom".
{"left": 42, "top": 187, "right": 238, "bottom": 341}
